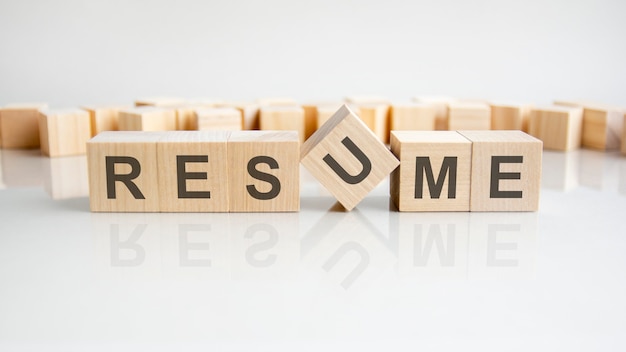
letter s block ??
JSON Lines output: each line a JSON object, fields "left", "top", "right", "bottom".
{"left": 227, "top": 131, "right": 300, "bottom": 212}
{"left": 87, "top": 131, "right": 163, "bottom": 212}
{"left": 458, "top": 131, "right": 542, "bottom": 211}
{"left": 390, "top": 131, "right": 471, "bottom": 211}
{"left": 301, "top": 105, "right": 400, "bottom": 211}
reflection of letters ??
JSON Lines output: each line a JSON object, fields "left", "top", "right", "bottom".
{"left": 322, "top": 242, "right": 370, "bottom": 290}
{"left": 110, "top": 224, "right": 147, "bottom": 267}
{"left": 179, "top": 224, "right": 211, "bottom": 267}
{"left": 414, "top": 224, "right": 455, "bottom": 267}
{"left": 487, "top": 224, "right": 519, "bottom": 267}
{"left": 244, "top": 224, "right": 278, "bottom": 267}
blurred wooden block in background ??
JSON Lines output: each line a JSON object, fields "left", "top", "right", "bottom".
{"left": 157, "top": 131, "right": 230, "bottom": 212}
{"left": 135, "top": 97, "right": 186, "bottom": 107}
{"left": 82, "top": 105, "right": 126, "bottom": 136}
{"left": 217, "top": 101, "right": 260, "bottom": 130}
{"left": 490, "top": 103, "right": 532, "bottom": 131}
{"left": 458, "top": 130, "right": 542, "bottom": 212}
{"left": 87, "top": 131, "right": 164, "bottom": 212}
{"left": 0, "top": 103, "right": 48, "bottom": 149}
{"left": 390, "top": 103, "right": 437, "bottom": 131}
{"left": 447, "top": 102, "right": 491, "bottom": 130}
{"left": 301, "top": 104, "right": 399, "bottom": 211}
{"left": 554, "top": 100, "right": 623, "bottom": 151}
{"left": 412, "top": 96, "right": 453, "bottom": 130}
{"left": 528, "top": 106, "right": 583, "bottom": 151}
{"left": 390, "top": 131, "right": 471, "bottom": 212}
{"left": 302, "top": 103, "right": 325, "bottom": 140}
{"left": 195, "top": 107, "right": 242, "bottom": 131}
{"left": 356, "top": 104, "right": 390, "bottom": 143}
{"left": 316, "top": 103, "right": 354, "bottom": 129}
{"left": 227, "top": 131, "right": 300, "bottom": 212}
{"left": 259, "top": 106, "right": 306, "bottom": 143}
{"left": 118, "top": 107, "right": 177, "bottom": 131}
{"left": 38, "top": 109, "right": 91, "bottom": 157}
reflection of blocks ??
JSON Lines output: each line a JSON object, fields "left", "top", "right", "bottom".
{"left": 356, "top": 104, "right": 390, "bottom": 142}
{"left": 87, "top": 131, "right": 164, "bottom": 212}
{"left": 157, "top": 131, "right": 230, "bottom": 212}
{"left": 459, "top": 130, "right": 542, "bottom": 211}
{"left": 195, "top": 108, "right": 242, "bottom": 131}
{"left": 228, "top": 131, "right": 300, "bottom": 212}
{"left": 490, "top": 103, "right": 532, "bottom": 131}
{"left": 0, "top": 103, "right": 47, "bottom": 148}
{"left": 118, "top": 107, "right": 177, "bottom": 131}
{"left": 447, "top": 102, "right": 491, "bottom": 130}
{"left": 81, "top": 105, "right": 124, "bottom": 136}
{"left": 541, "top": 151, "right": 579, "bottom": 192}
{"left": 42, "top": 155, "right": 89, "bottom": 199}
{"left": 38, "top": 109, "right": 91, "bottom": 157}
{"left": 301, "top": 105, "right": 399, "bottom": 211}
{"left": 390, "top": 103, "right": 437, "bottom": 131}
{"left": 390, "top": 131, "right": 471, "bottom": 211}
{"left": 528, "top": 106, "right": 583, "bottom": 151}
{"left": 259, "top": 106, "right": 306, "bottom": 143}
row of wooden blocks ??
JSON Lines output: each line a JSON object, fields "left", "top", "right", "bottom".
{"left": 88, "top": 105, "right": 541, "bottom": 213}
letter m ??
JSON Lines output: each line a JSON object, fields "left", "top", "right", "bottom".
{"left": 415, "top": 157, "right": 457, "bottom": 199}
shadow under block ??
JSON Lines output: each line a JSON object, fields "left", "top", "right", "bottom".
{"left": 259, "top": 106, "right": 306, "bottom": 143}
{"left": 390, "top": 131, "right": 471, "bottom": 211}
{"left": 195, "top": 107, "right": 243, "bottom": 131}
{"left": 447, "top": 103, "right": 491, "bottom": 130}
{"left": 81, "top": 106, "right": 123, "bottom": 136}
{"left": 390, "top": 103, "right": 437, "bottom": 131}
{"left": 357, "top": 104, "right": 390, "bottom": 143}
{"left": 38, "top": 109, "right": 91, "bottom": 157}
{"left": 87, "top": 131, "right": 164, "bottom": 212}
{"left": 458, "top": 130, "right": 542, "bottom": 212}
{"left": 528, "top": 106, "right": 583, "bottom": 151}
{"left": 301, "top": 104, "right": 400, "bottom": 211}
{"left": 0, "top": 103, "right": 47, "bottom": 148}
{"left": 490, "top": 103, "right": 532, "bottom": 131}
{"left": 157, "top": 131, "right": 230, "bottom": 212}
{"left": 118, "top": 107, "right": 177, "bottom": 131}
{"left": 227, "top": 131, "right": 300, "bottom": 212}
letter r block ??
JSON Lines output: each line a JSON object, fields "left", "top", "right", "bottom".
{"left": 301, "top": 105, "right": 400, "bottom": 211}
{"left": 87, "top": 131, "right": 163, "bottom": 212}
{"left": 458, "top": 131, "right": 542, "bottom": 211}
{"left": 390, "top": 131, "right": 471, "bottom": 211}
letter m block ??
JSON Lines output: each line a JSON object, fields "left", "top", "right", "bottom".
{"left": 87, "top": 131, "right": 164, "bottom": 212}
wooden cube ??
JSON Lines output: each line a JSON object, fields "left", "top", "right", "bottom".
{"left": 390, "top": 103, "right": 437, "bottom": 131}
{"left": 81, "top": 105, "right": 126, "bottom": 136}
{"left": 447, "top": 102, "right": 491, "bottom": 130}
{"left": 157, "top": 131, "right": 230, "bottom": 212}
{"left": 490, "top": 103, "right": 532, "bottom": 131}
{"left": 217, "top": 101, "right": 260, "bottom": 130}
{"left": 87, "top": 131, "right": 164, "bottom": 212}
{"left": 118, "top": 107, "right": 177, "bottom": 131}
{"left": 135, "top": 97, "right": 186, "bottom": 107}
{"left": 458, "top": 130, "right": 542, "bottom": 212}
{"left": 412, "top": 96, "right": 453, "bottom": 130}
{"left": 301, "top": 104, "right": 399, "bottom": 211}
{"left": 580, "top": 107, "right": 624, "bottom": 150}
{"left": 317, "top": 103, "right": 354, "bottom": 128}
{"left": 390, "top": 131, "right": 471, "bottom": 211}
{"left": 0, "top": 103, "right": 47, "bottom": 148}
{"left": 38, "top": 109, "right": 91, "bottom": 157}
{"left": 302, "top": 103, "right": 326, "bottom": 140}
{"left": 195, "top": 107, "right": 243, "bottom": 131}
{"left": 227, "top": 131, "right": 300, "bottom": 212}
{"left": 528, "top": 106, "right": 583, "bottom": 151}
{"left": 356, "top": 104, "right": 390, "bottom": 143}
{"left": 259, "top": 106, "right": 306, "bottom": 143}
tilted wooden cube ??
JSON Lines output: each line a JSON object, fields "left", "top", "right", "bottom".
{"left": 118, "top": 107, "right": 177, "bottom": 131}
{"left": 390, "top": 131, "right": 471, "bottom": 211}
{"left": 0, "top": 103, "right": 47, "bottom": 148}
{"left": 390, "top": 103, "right": 437, "bottom": 131}
{"left": 38, "top": 109, "right": 91, "bottom": 157}
{"left": 447, "top": 102, "right": 491, "bottom": 130}
{"left": 195, "top": 107, "right": 243, "bottom": 131}
{"left": 528, "top": 106, "right": 583, "bottom": 151}
{"left": 458, "top": 130, "right": 542, "bottom": 211}
{"left": 259, "top": 106, "right": 306, "bottom": 143}
{"left": 301, "top": 104, "right": 400, "bottom": 211}
{"left": 490, "top": 103, "right": 532, "bottom": 131}
{"left": 227, "top": 131, "right": 300, "bottom": 212}
{"left": 81, "top": 105, "right": 126, "bottom": 136}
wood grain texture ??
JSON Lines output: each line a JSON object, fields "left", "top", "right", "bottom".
{"left": 195, "top": 107, "right": 243, "bottom": 131}
{"left": 528, "top": 106, "right": 583, "bottom": 151}
{"left": 458, "top": 130, "right": 542, "bottom": 212}
{"left": 390, "top": 103, "right": 437, "bottom": 131}
{"left": 81, "top": 105, "right": 126, "bottom": 136}
{"left": 301, "top": 104, "right": 399, "bottom": 211}
{"left": 490, "top": 103, "right": 532, "bottom": 131}
{"left": 227, "top": 131, "right": 300, "bottom": 212}
{"left": 118, "top": 107, "right": 177, "bottom": 131}
{"left": 390, "top": 131, "right": 471, "bottom": 211}
{"left": 447, "top": 102, "right": 491, "bottom": 131}
{"left": 0, "top": 103, "right": 48, "bottom": 149}
{"left": 259, "top": 106, "right": 306, "bottom": 143}
{"left": 412, "top": 96, "right": 453, "bottom": 131}
{"left": 38, "top": 109, "right": 91, "bottom": 157}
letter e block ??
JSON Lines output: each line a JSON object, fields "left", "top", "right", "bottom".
{"left": 301, "top": 105, "right": 400, "bottom": 211}
{"left": 87, "top": 131, "right": 163, "bottom": 212}
{"left": 390, "top": 131, "right": 471, "bottom": 211}
{"left": 227, "top": 131, "right": 300, "bottom": 212}
{"left": 458, "top": 131, "right": 542, "bottom": 211}
{"left": 38, "top": 109, "right": 91, "bottom": 157}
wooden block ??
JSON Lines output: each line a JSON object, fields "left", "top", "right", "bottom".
{"left": 157, "top": 131, "right": 230, "bottom": 212}
{"left": 81, "top": 105, "right": 126, "bottom": 136}
{"left": 301, "top": 104, "right": 400, "bottom": 211}
{"left": 38, "top": 109, "right": 91, "bottom": 157}
{"left": 135, "top": 97, "right": 186, "bottom": 107}
{"left": 259, "top": 106, "right": 306, "bottom": 143}
{"left": 118, "top": 107, "right": 177, "bottom": 131}
{"left": 227, "top": 131, "right": 299, "bottom": 212}
{"left": 317, "top": 103, "right": 355, "bottom": 128}
{"left": 458, "top": 130, "right": 542, "bottom": 212}
{"left": 490, "top": 103, "right": 532, "bottom": 131}
{"left": 412, "top": 96, "right": 453, "bottom": 130}
{"left": 528, "top": 106, "right": 583, "bottom": 151}
{"left": 195, "top": 107, "right": 243, "bottom": 131}
{"left": 390, "top": 103, "right": 437, "bottom": 131}
{"left": 390, "top": 131, "right": 471, "bottom": 211}
{"left": 356, "top": 104, "right": 390, "bottom": 143}
{"left": 0, "top": 103, "right": 47, "bottom": 148}
{"left": 172, "top": 106, "right": 200, "bottom": 130}
{"left": 87, "top": 131, "right": 164, "bottom": 212}
{"left": 217, "top": 101, "right": 260, "bottom": 130}
{"left": 447, "top": 102, "right": 491, "bottom": 130}
{"left": 554, "top": 101, "right": 623, "bottom": 150}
